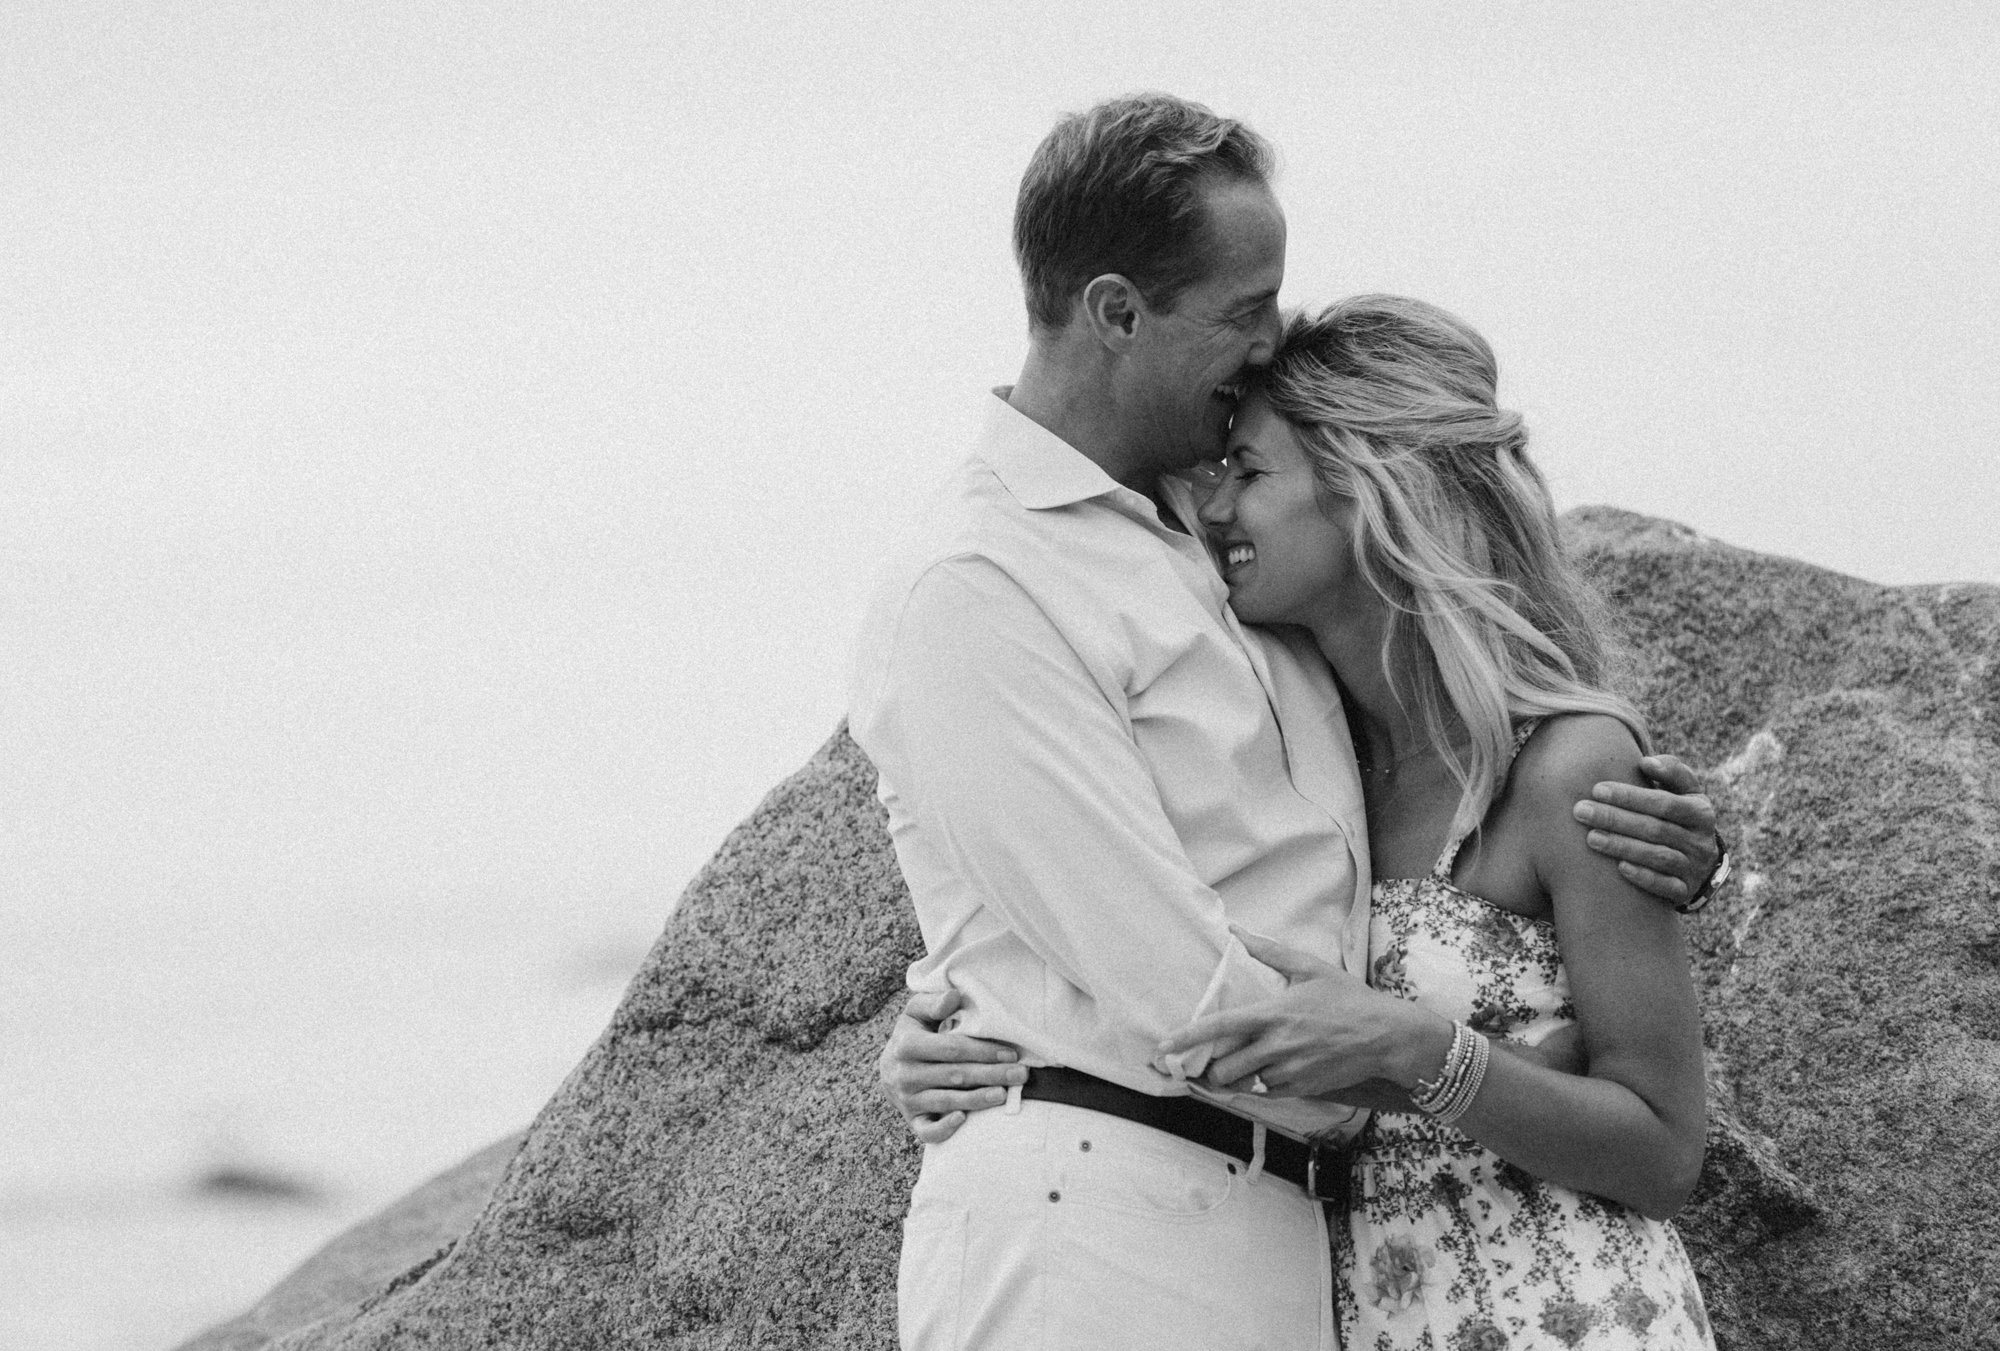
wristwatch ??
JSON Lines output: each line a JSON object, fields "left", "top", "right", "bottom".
{"left": 1676, "top": 833, "right": 1732, "bottom": 914}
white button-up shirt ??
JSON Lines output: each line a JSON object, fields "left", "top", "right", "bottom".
{"left": 850, "top": 390, "right": 1371, "bottom": 1138}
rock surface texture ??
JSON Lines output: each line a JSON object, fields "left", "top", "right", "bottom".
{"left": 197, "top": 510, "right": 2000, "bottom": 1350}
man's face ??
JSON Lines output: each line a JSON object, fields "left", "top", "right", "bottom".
{"left": 1123, "top": 176, "right": 1286, "bottom": 474}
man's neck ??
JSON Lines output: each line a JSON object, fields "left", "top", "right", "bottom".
{"left": 1006, "top": 345, "right": 1160, "bottom": 501}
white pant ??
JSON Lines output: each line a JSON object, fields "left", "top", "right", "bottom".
{"left": 898, "top": 1099, "right": 1335, "bottom": 1351}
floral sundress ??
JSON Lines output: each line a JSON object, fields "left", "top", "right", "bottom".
{"left": 1332, "top": 726, "right": 1716, "bottom": 1350}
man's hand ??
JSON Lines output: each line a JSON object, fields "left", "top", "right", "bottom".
{"left": 877, "top": 989, "right": 1027, "bottom": 1145}
{"left": 1573, "top": 753, "right": 1722, "bottom": 906}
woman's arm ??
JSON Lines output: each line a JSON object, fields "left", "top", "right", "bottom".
{"left": 1439, "top": 715, "right": 1708, "bottom": 1217}
{"left": 1317, "top": 1023, "right": 1588, "bottom": 1113}
{"left": 1159, "top": 716, "right": 1706, "bottom": 1218}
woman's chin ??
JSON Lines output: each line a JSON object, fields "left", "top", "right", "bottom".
{"left": 1225, "top": 581, "right": 1271, "bottom": 623}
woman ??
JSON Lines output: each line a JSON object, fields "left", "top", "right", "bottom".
{"left": 889, "top": 296, "right": 1715, "bottom": 1348}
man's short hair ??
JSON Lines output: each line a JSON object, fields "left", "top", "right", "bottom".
{"left": 1014, "top": 92, "right": 1275, "bottom": 333}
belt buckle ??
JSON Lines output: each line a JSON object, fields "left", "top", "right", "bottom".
{"left": 1304, "top": 1139, "right": 1348, "bottom": 1206}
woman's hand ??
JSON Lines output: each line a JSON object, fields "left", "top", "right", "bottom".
{"left": 1155, "top": 929, "right": 1451, "bottom": 1098}
{"left": 876, "top": 988, "right": 1027, "bottom": 1144}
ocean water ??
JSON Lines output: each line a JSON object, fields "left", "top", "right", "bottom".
{"left": 0, "top": 894, "right": 659, "bottom": 1350}
{"left": 0, "top": 432, "right": 852, "bottom": 1349}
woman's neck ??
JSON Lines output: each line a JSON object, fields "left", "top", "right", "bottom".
{"left": 1304, "top": 603, "right": 1443, "bottom": 777}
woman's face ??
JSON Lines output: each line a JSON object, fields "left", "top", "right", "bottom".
{"left": 1196, "top": 391, "right": 1361, "bottom": 629}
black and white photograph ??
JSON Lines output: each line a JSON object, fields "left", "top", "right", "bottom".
{"left": 5, "top": 4, "right": 1996, "bottom": 1348}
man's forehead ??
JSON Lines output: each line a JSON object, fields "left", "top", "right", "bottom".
{"left": 1194, "top": 178, "right": 1285, "bottom": 298}
{"left": 1195, "top": 261, "right": 1282, "bottom": 316}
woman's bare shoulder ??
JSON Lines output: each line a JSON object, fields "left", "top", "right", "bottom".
{"left": 1511, "top": 713, "right": 1655, "bottom": 894}
{"left": 1513, "top": 713, "right": 1646, "bottom": 796}
{"left": 1507, "top": 714, "right": 1648, "bottom": 836}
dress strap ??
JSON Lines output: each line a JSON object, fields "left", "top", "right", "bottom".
{"left": 1429, "top": 832, "right": 1471, "bottom": 882}
{"left": 1427, "top": 718, "right": 1547, "bottom": 881}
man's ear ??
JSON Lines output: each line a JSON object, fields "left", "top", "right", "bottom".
{"left": 1081, "top": 274, "right": 1144, "bottom": 352}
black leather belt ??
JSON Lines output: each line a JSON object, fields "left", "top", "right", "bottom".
{"left": 1021, "top": 1065, "right": 1352, "bottom": 1207}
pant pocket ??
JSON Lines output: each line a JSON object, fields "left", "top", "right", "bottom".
{"left": 1057, "top": 1124, "right": 1237, "bottom": 1221}
{"left": 898, "top": 1207, "right": 968, "bottom": 1351}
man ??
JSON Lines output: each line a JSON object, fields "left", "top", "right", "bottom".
{"left": 849, "top": 93, "right": 1720, "bottom": 1351}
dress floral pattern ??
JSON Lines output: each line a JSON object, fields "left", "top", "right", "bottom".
{"left": 1333, "top": 725, "right": 1715, "bottom": 1350}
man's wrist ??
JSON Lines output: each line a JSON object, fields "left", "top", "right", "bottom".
{"left": 1677, "top": 832, "right": 1732, "bottom": 914}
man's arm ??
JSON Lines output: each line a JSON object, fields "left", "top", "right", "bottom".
{"left": 859, "top": 555, "right": 1286, "bottom": 1071}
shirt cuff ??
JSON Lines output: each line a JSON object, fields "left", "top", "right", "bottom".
{"left": 1150, "top": 929, "right": 1290, "bottom": 1082}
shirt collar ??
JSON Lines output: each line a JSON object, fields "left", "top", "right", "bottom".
{"left": 977, "top": 388, "right": 1126, "bottom": 511}
{"left": 1155, "top": 472, "right": 1206, "bottom": 538}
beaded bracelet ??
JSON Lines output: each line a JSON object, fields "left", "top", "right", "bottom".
{"left": 1433, "top": 1031, "right": 1490, "bottom": 1125}
{"left": 1411, "top": 1021, "right": 1491, "bottom": 1125}
{"left": 1411, "top": 1021, "right": 1472, "bottom": 1112}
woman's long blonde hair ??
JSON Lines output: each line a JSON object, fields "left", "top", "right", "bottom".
{"left": 1259, "top": 295, "right": 1648, "bottom": 836}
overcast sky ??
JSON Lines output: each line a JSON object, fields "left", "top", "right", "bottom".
{"left": 5, "top": 0, "right": 1997, "bottom": 1236}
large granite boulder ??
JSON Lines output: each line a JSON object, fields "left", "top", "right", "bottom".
{"left": 187, "top": 509, "right": 2000, "bottom": 1350}
{"left": 1564, "top": 508, "right": 2000, "bottom": 1347}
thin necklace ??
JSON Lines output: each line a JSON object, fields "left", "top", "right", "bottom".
{"left": 1356, "top": 742, "right": 1436, "bottom": 778}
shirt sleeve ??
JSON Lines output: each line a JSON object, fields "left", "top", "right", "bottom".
{"left": 872, "top": 553, "right": 1287, "bottom": 1077}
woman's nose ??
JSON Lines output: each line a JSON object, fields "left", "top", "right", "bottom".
{"left": 1196, "top": 474, "right": 1234, "bottom": 526}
